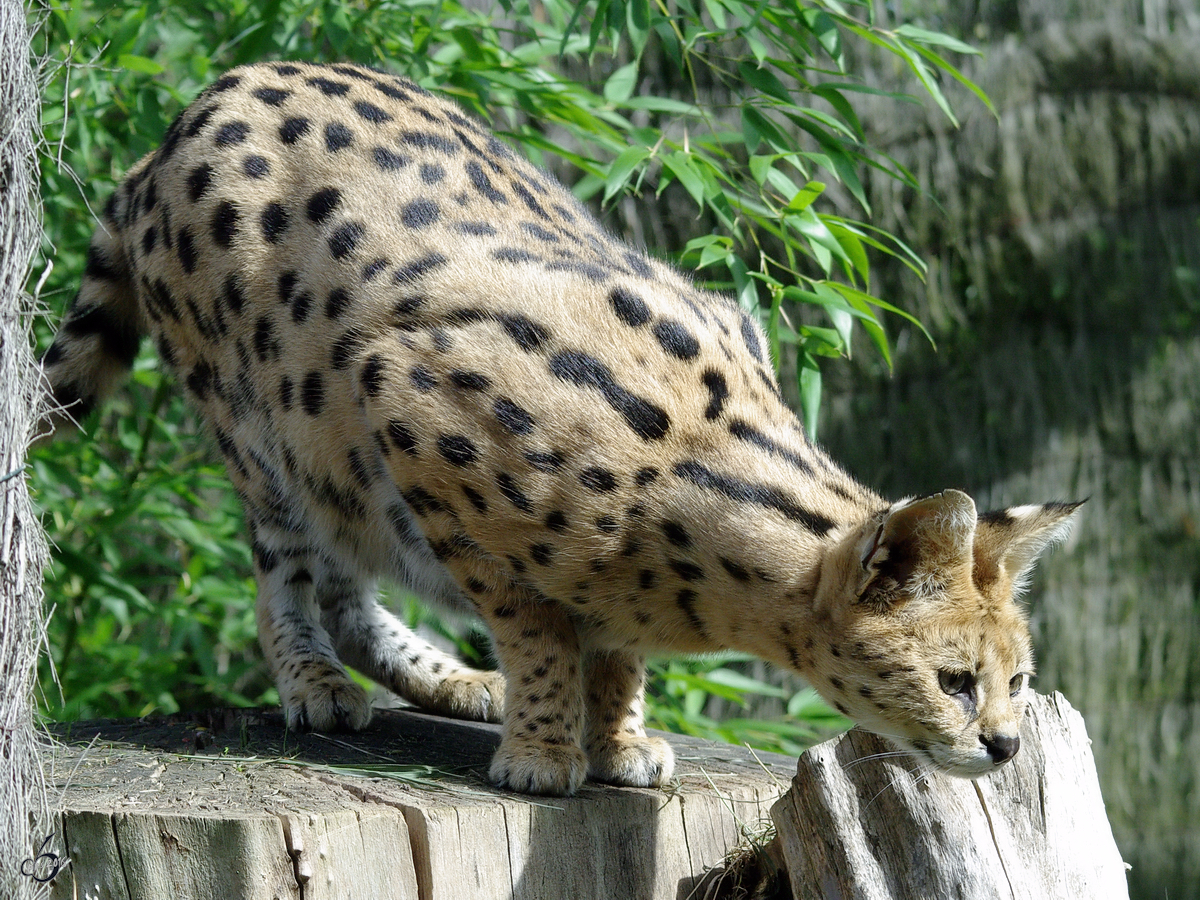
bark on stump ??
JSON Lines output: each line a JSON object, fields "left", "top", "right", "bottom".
{"left": 772, "top": 691, "right": 1129, "bottom": 899}
{"left": 45, "top": 707, "right": 792, "bottom": 900}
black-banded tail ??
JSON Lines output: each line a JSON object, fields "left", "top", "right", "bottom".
{"left": 42, "top": 174, "right": 148, "bottom": 432}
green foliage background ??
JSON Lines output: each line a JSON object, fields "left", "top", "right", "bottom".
{"left": 31, "top": 0, "right": 978, "bottom": 753}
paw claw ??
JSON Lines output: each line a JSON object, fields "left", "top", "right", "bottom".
{"left": 587, "top": 735, "right": 675, "bottom": 788}
{"left": 490, "top": 741, "right": 587, "bottom": 796}
{"left": 280, "top": 665, "right": 372, "bottom": 732}
{"left": 430, "top": 670, "right": 506, "bottom": 723}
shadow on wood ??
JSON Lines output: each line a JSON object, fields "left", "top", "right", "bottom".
{"left": 771, "top": 692, "right": 1129, "bottom": 899}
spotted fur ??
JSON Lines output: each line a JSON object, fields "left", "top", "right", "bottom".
{"left": 43, "top": 62, "right": 1080, "bottom": 795}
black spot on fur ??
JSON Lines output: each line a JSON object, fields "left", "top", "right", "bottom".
{"left": 608, "top": 287, "right": 651, "bottom": 327}
{"left": 398, "top": 131, "right": 459, "bottom": 154}
{"left": 253, "top": 317, "right": 279, "bottom": 362}
{"left": 497, "top": 473, "right": 533, "bottom": 512}
{"left": 141, "top": 226, "right": 157, "bottom": 255}
{"left": 530, "top": 543, "right": 554, "bottom": 566}
{"left": 545, "top": 510, "right": 569, "bottom": 533}
{"left": 325, "top": 122, "right": 354, "bottom": 151}
{"left": 224, "top": 275, "right": 246, "bottom": 314}
{"left": 308, "top": 76, "right": 350, "bottom": 96}
{"left": 306, "top": 187, "right": 341, "bottom": 223}
{"left": 354, "top": 100, "right": 392, "bottom": 123}
{"left": 329, "top": 330, "right": 364, "bottom": 370}
{"left": 253, "top": 87, "right": 291, "bottom": 107}
{"left": 393, "top": 252, "right": 448, "bottom": 285}
{"left": 291, "top": 291, "right": 313, "bottom": 323}
{"left": 374, "top": 147, "right": 410, "bottom": 170}
{"left": 437, "top": 434, "right": 478, "bottom": 467}
{"left": 494, "top": 247, "right": 539, "bottom": 264}
{"left": 243, "top": 154, "right": 270, "bottom": 178}
{"left": 635, "top": 467, "right": 659, "bottom": 486}
{"left": 740, "top": 311, "right": 765, "bottom": 362}
{"left": 301, "top": 371, "right": 325, "bottom": 416}
{"left": 580, "top": 467, "right": 618, "bottom": 493}
{"left": 701, "top": 369, "right": 729, "bottom": 420}
{"left": 401, "top": 199, "right": 440, "bottom": 229}
{"left": 462, "top": 485, "right": 488, "bottom": 513}
{"left": 672, "top": 461, "right": 835, "bottom": 534}
{"left": 720, "top": 557, "right": 751, "bottom": 582}
{"left": 419, "top": 162, "right": 446, "bottom": 183}
{"left": 549, "top": 350, "right": 670, "bottom": 441}
{"left": 498, "top": 313, "right": 550, "bottom": 352}
{"left": 653, "top": 318, "right": 700, "bottom": 360}
{"left": 624, "top": 252, "right": 653, "bottom": 278}
{"left": 279, "top": 375, "right": 293, "bottom": 410}
{"left": 669, "top": 560, "right": 705, "bottom": 582}
{"left": 456, "top": 221, "right": 496, "bottom": 236}
{"left": 359, "top": 354, "right": 386, "bottom": 397}
{"left": 639, "top": 570, "right": 656, "bottom": 590}
{"left": 215, "top": 121, "right": 250, "bottom": 145}
{"left": 329, "top": 222, "right": 365, "bottom": 259}
{"left": 662, "top": 521, "right": 691, "bottom": 549}
{"left": 210, "top": 74, "right": 242, "bottom": 92}
{"left": 494, "top": 397, "right": 534, "bottom": 435}
{"left": 176, "top": 227, "right": 198, "bottom": 273}
{"left": 388, "top": 420, "right": 418, "bottom": 455}
{"left": 260, "top": 203, "right": 289, "bottom": 242}
{"left": 729, "top": 420, "right": 812, "bottom": 474}
{"left": 186, "top": 164, "right": 214, "bottom": 201}
{"left": 450, "top": 370, "right": 491, "bottom": 391}
{"left": 595, "top": 516, "right": 619, "bottom": 534}
{"left": 361, "top": 259, "right": 388, "bottom": 281}
{"left": 279, "top": 117, "right": 310, "bottom": 144}
{"left": 410, "top": 365, "right": 437, "bottom": 392}
{"left": 676, "top": 589, "right": 706, "bottom": 635}
{"left": 211, "top": 201, "right": 239, "bottom": 247}
{"left": 524, "top": 450, "right": 564, "bottom": 472}
{"left": 465, "top": 160, "right": 506, "bottom": 203}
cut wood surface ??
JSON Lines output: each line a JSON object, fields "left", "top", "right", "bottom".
{"left": 771, "top": 691, "right": 1129, "bottom": 900}
{"left": 44, "top": 707, "right": 793, "bottom": 900}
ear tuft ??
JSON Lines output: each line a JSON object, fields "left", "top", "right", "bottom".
{"left": 974, "top": 500, "right": 1083, "bottom": 596}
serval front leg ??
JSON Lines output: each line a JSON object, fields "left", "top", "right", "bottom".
{"left": 583, "top": 649, "right": 674, "bottom": 788}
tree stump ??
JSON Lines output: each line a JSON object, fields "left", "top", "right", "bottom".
{"left": 43, "top": 707, "right": 792, "bottom": 900}
{"left": 771, "top": 691, "right": 1129, "bottom": 899}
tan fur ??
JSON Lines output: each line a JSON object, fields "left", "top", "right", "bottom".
{"left": 43, "top": 62, "right": 1080, "bottom": 795}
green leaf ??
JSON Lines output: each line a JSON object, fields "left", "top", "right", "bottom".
{"left": 627, "top": 0, "right": 651, "bottom": 55}
{"left": 604, "top": 61, "right": 639, "bottom": 103}
{"left": 737, "top": 60, "right": 793, "bottom": 104}
{"left": 662, "top": 152, "right": 707, "bottom": 208}
{"left": 117, "top": 54, "right": 164, "bottom": 75}
{"left": 799, "top": 355, "right": 822, "bottom": 439}
{"left": 894, "top": 24, "right": 981, "bottom": 56}
{"left": 603, "top": 144, "right": 651, "bottom": 201}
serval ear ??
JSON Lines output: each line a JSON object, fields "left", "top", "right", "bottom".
{"left": 858, "top": 490, "right": 977, "bottom": 602}
{"left": 973, "top": 501, "right": 1083, "bottom": 597}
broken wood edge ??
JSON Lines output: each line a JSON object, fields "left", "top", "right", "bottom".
{"left": 769, "top": 691, "right": 1129, "bottom": 900}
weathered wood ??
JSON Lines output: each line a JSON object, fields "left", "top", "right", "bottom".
{"left": 0, "top": 2, "right": 54, "bottom": 899}
{"left": 771, "top": 692, "right": 1129, "bottom": 899}
{"left": 45, "top": 707, "right": 791, "bottom": 900}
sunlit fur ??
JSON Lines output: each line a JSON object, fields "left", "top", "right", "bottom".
{"left": 41, "top": 62, "right": 1080, "bottom": 794}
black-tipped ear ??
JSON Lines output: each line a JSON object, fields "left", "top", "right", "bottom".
{"left": 974, "top": 500, "right": 1083, "bottom": 595}
{"left": 858, "top": 490, "right": 977, "bottom": 601}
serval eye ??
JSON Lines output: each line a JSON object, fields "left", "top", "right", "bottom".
{"left": 938, "top": 669, "right": 973, "bottom": 696}
{"left": 1009, "top": 672, "right": 1029, "bottom": 696}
